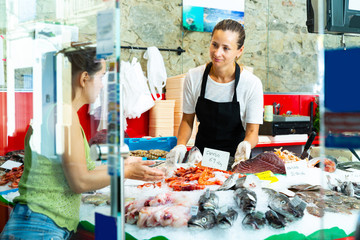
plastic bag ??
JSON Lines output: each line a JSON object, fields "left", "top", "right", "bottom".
{"left": 121, "top": 57, "right": 155, "bottom": 119}
{"left": 143, "top": 46, "right": 167, "bottom": 101}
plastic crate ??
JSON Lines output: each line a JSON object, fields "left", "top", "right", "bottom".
{"left": 124, "top": 137, "right": 177, "bottom": 152}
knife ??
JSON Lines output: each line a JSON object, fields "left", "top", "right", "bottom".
{"left": 349, "top": 148, "right": 360, "bottom": 161}
{"left": 300, "top": 131, "right": 317, "bottom": 159}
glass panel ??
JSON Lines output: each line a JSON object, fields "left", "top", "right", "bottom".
{"left": 1, "top": 0, "right": 116, "bottom": 238}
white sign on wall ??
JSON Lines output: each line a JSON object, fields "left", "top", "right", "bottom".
{"left": 349, "top": 0, "right": 360, "bottom": 11}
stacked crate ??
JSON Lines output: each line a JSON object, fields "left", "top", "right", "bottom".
{"left": 149, "top": 100, "right": 175, "bottom": 137}
{"left": 165, "top": 74, "right": 198, "bottom": 145}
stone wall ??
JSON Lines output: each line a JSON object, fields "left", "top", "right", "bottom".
{"left": 121, "top": 0, "right": 360, "bottom": 93}
{"left": 2, "top": 0, "right": 360, "bottom": 92}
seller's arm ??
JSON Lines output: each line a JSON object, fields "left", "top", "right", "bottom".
{"left": 243, "top": 123, "right": 260, "bottom": 149}
{"left": 176, "top": 113, "right": 195, "bottom": 145}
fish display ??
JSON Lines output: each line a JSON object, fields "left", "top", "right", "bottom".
{"left": 234, "top": 188, "right": 257, "bottom": 214}
{"left": 182, "top": 146, "right": 203, "bottom": 164}
{"left": 137, "top": 205, "right": 191, "bottom": 228}
{"left": 267, "top": 191, "right": 306, "bottom": 221}
{"left": 165, "top": 164, "right": 236, "bottom": 191}
{"left": 188, "top": 209, "right": 217, "bottom": 229}
{"left": 336, "top": 162, "right": 360, "bottom": 172}
{"left": 130, "top": 149, "right": 168, "bottom": 160}
{"left": 289, "top": 183, "right": 360, "bottom": 217}
{"left": 308, "top": 157, "right": 336, "bottom": 172}
{"left": 0, "top": 165, "right": 24, "bottom": 188}
{"left": 327, "top": 175, "right": 360, "bottom": 198}
{"left": 125, "top": 192, "right": 193, "bottom": 228}
{"left": 265, "top": 209, "right": 286, "bottom": 229}
{"left": 232, "top": 152, "right": 286, "bottom": 174}
{"left": 242, "top": 211, "right": 266, "bottom": 230}
{"left": 216, "top": 208, "right": 239, "bottom": 228}
{"left": 217, "top": 173, "right": 241, "bottom": 191}
{"left": 199, "top": 189, "right": 219, "bottom": 211}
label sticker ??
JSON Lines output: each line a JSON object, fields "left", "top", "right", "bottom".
{"left": 190, "top": 206, "right": 199, "bottom": 216}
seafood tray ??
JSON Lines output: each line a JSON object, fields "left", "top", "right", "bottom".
{"left": 125, "top": 137, "right": 176, "bottom": 156}
{"left": 130, "top": 149, "right": 168, "bottom": 160}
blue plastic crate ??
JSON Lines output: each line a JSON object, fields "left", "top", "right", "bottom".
{"left": 124, "top": 137, "right": 177, "bottom": 152}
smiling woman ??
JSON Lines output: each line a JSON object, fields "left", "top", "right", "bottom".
{"left": 167, "top": 19, "right": 264, "bottom": 169}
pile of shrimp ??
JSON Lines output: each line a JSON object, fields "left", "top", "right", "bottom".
{"left": 137, "top": 164, "right": 245, "bottom": 191}
{"left": 165, "top": 164, "right": 242, "bottom": 191}
{"left": 274, "top": 147, "right": 305, "bottom": 163}
{"left": 0, "top": 165, "right": 24, "bottom": 188}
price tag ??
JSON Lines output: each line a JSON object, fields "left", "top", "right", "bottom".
{"left": 190, "top": 206, "right": 199, "bottom": 216}
{"left": 201, "top": 148, "right": 230, "bottom": 171}
{"left": 285, "top": 160, "right": 308, "bottom": 178}
{"left": 345, "top": 171, "right": 360, "bottom": 182}
{"left": 255, "top": 170, "right": 278, "bottom": 183}
{"left": 0, "top": 160, "right": 23, "bottom": 170}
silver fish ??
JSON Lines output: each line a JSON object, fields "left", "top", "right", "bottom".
{"left": 199, "top": 189, "right": 219, "bottom": 211}
{"left": 217, "top": 173, "right": 240, "bottom": 191}
{"left": 234, "top": 188, "right": 257, "bottom": 214}
{"left": 242, "top": 211, "right": 266, "bottom": 230}
{"left": 182, "top": 146, "right": 202, "bottom": 164}
{"left": 235, "top": 175, "right": 247, "bottom": 189}
{"left": 268, "top": 193, "right": 304, "bottom": 221}
{"left": 188, "top": 209, "right": 217, "bottom": 229}
{"left": 216, "top": 208, "right": 238, "bottom": 228}
{"left": 265, "top": 209, "right": 286, "bottom": 229}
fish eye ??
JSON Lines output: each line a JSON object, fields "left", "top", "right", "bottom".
{"left": 201, "top": 217, "right": 207, "bottom": 223}
{"left": 281, "top": 200, "right": 286, "bottom": 205}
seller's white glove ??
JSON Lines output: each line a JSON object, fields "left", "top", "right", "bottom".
{"left": 166, "top": 144, "right": 187, "bottom": 164}
{"left": 232, "top": 141, "right": 251, "bottom": 168}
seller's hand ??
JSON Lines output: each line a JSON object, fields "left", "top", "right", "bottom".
{"left": 166, "top": 145, "right": 187, "bottom": 163}
{"left": 232, "top": 141, "right": 251, "bottom": 168}
{"left": 124, "top": 157, "right": 165, "bottom": 181}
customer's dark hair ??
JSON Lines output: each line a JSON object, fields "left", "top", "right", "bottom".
{"left": 61, "top": 47, "right": 102, "bottom": 78}
{"left": 212, "top": 19, "right": 245, "bottom": 49}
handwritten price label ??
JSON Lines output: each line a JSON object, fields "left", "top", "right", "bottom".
{"left": 201, "top": 148, "right": 230, "bottom": 171}
{"left": 190, "top": 206, "right": 199, "bottom": 216}
{"left": 285, "top": 160, "right": 308, "bottom": 178}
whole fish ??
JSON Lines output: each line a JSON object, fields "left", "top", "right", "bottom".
{"left": 216, "top": 208, "right": 238, "bottom": 228}
{"left": 265, "top": 209, "right": 286, "bottom": 229}
{"left": 199, "top": 189, "right": 219, "bottom": 211}
{"left": 217, "top": 173, "right": 240, "bottom": 191}
{"left": 268, "top": 192, "right": 304, "bottom": 221}
{"left": 182, "top": 146, "right": 202, "bottom": 164}
{"left": 337, "top": 162, "right": 360, "bottom": 171}
{"left": 234, "top": 188, "right": 257, "bottom": 214}
{"left": 242, "top": 211, "right": 266, "bottom": 230}
{"left": 188, "top": 209, "right": 217, "bottom": 229}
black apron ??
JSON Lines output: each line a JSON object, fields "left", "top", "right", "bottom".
{"left": 194, "top": 62, "right": 245, "bottom": 157}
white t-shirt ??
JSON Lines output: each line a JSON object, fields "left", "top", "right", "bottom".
{"left": 183, "top": 64, "right": 264, "bottom": 130}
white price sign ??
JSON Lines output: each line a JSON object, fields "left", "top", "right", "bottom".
{"left": 201, "top": 148, "right": 230, "bottom": 171}
{"left": 345, "top": 171, "right": 360, "bottom": 182}
{"left": 285, "top": 160, "right": 308, "bottom": 178}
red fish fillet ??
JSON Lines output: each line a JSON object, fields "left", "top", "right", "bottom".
{"left": 232, "top": 152, "right": 286, "bottom": 174}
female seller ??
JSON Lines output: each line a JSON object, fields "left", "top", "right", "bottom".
{"left": 169, "top": 19, "right": 263, "bottom": 167}
{"left": 0, "top": 47, "right": 164, "bottom": 240}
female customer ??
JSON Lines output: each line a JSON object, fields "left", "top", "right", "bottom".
{"left": 168, "top": 19, "right": 263, "bottom": 167}
{"left": 0, "top": 47, "right": 164, "bottom": 240}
